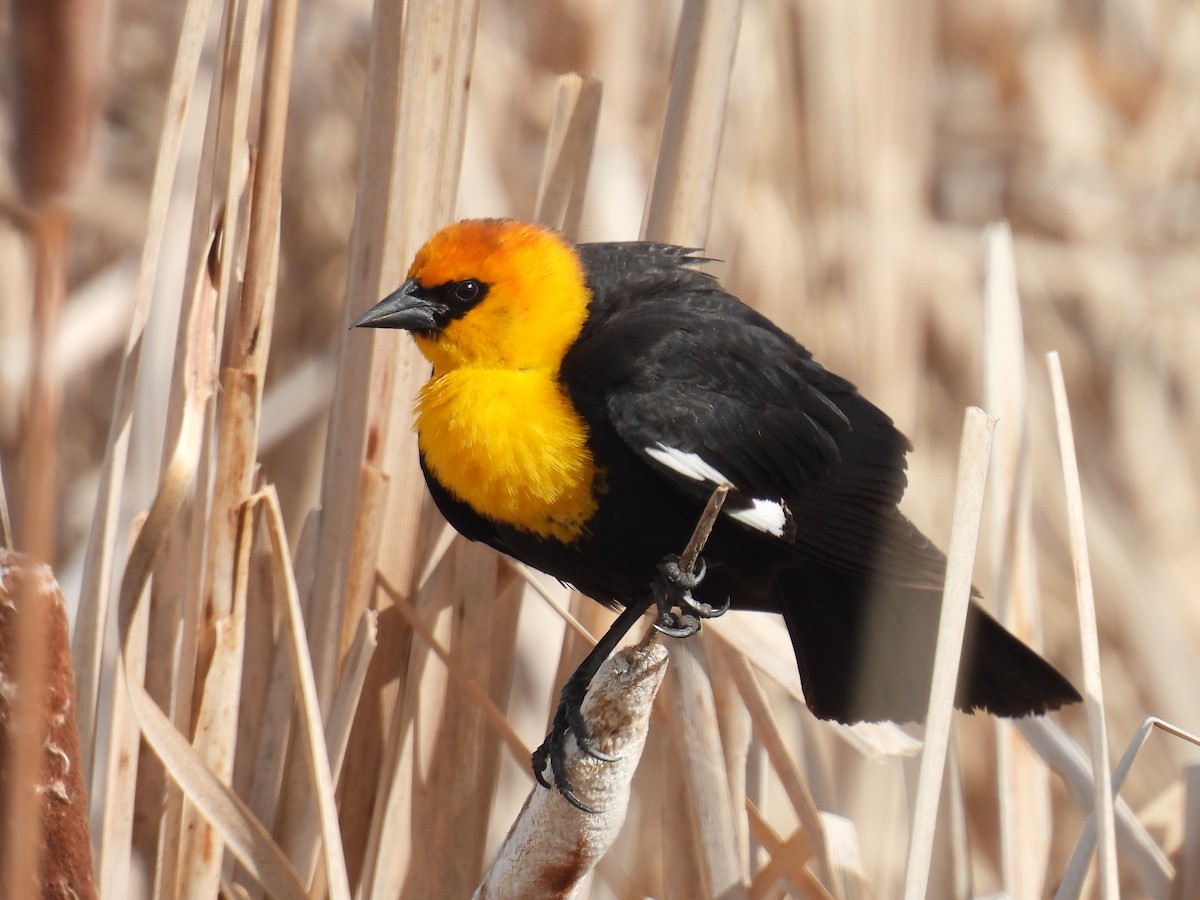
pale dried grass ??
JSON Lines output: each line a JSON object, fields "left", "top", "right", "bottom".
{"left": 1, "top": 0, "right": 1199, "bottom": 896}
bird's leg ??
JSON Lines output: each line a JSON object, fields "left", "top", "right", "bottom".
{"left": 532, "top": 486, "right": 732, "bottom": 809}
{"left": 652, "top": 483, "right": 732, "bottom": 636}
{"left": 532, "top": 595, "right": 654, "bottom": 812}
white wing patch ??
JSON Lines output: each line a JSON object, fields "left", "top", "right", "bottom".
{"left": 645, "top": 444, "right": 731, "bottom": 485}
{"left": 728, "top": 498, "right": 791, "bottom": 536}
{"left": 643, "top": 443, "right": 792, "bottom": 538}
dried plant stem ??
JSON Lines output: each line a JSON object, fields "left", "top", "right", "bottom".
{"left": 745, "top": 803, "right": 832, "bottom": 899}
{"left": 903, "top": 406, "right": 995, "bottom": 900}
{"left": 716, "top": 640, "right": 836, "bottom": 895}
{"left": 74, "top": 0, "right": 216, "bottom": 774}
{"left": 1016, "top": 717, "right": 1168, "bottom": 897}
{"left": 644, "top": 0, "right": 744, "bottom": 247}
{"left": 640, "top": 3, "right": 747, "bottom": 894}
{"left": 474, "top": 636, "right": 669, "bottom": 900}
{"left": 534, "top": 73, "right": 603, "bottom": 235}
{"left": 982, "top": 221, "right": 1051, "bottom": 898}
{"left": 331, "top": 0, "right": 482, "bottom": 889}
{"left": 1047, "top": 352, "right": 1119, "bottom": 900}
{"left": 257, "top": 488, "right": 352, "bottom": 900}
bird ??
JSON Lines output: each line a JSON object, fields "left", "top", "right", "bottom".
{"left": 353, "top": 217, "right": 1081, "bottom": 809}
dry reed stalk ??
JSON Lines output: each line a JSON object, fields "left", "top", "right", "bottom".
{"left": 231, "top": 0, "right": 296, "bottom": 380}
{"left": 381, "top": 572, "right": 529, "bottom": 769}
{"left": 96, "top": 218, "right": 218, "bottom": 897}
{"left": 242, "top": 616, "right": 298, "bottom": 864}
{"left": 1067, "top": 717, "right": 1200, "bottom": 897}
{"left": 175, "top": 472, "right": 250, "bottom": 900}
{"left": 95, "top": 264, "right": 308, "bottom": 899}
{"left": 326, "top": 611, "right": 379, "bottom": 778}
{"left": 1017, "top": 716, "right": 1169, "bottom": 897}
{"left": 308, "top": 0, "right": 481, "bottom": 885}
{"left": 710, "top": 648, "right": 753, "bottom": 870}
{"left": 715, "top": 639, "right": 836, "bottom": 893}
{"left": 902, "top": 406, "right": 995, "bottom": 899}
{"left": 175, "top": 0, "right": 298, "bottom": 880}
{"left": 150, "top": 0, "right": 272, "bottom": 886}
{"left": 640, "top": 2, "right": 748, "bottom": 894}
{"left": 745, "top": 803, "right": 829, "bottom": 899}
{"left": 95, "top": 539, "right": 150, "bottom": 900}
{"left": 73, "top": 0, "right": 216, "bottom": 777}
{"left": 336, "top": 466, "right": 389, "bottom": 660}
{"left": 644, "top": 0, "right": 744, "bottom": 249}
{"left": 474, "top": 635, "right": 669, "bottom": 900}
{"left": 1047, "top": 351, "right": 1119, "bottom": 899}
{"left": 535, "top": 74, "right": 604, "bottom": 237}
{"left": 256, "top": 487, "right": 351, "bottom": 899}
{"left": 186, "top": 0, "right": 264, "bottom": 725}
{"left": 982, "top": 221, "right": 1054, "bottom": 898}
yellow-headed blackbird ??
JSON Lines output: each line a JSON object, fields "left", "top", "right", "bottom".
{"left": 354, "top": 218, "right": 1080, "bottom": 807}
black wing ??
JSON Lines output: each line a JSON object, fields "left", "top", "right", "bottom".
{"left": 566, "top": 242, "right": 948, "bottom": 589}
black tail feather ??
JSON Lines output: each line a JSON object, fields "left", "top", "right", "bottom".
{"left": 777, "top": 565, "right": 1081, "bottom": 725}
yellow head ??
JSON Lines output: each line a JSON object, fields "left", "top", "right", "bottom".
{"left": 354, "top": 219, "right": 592, "bottom": 374}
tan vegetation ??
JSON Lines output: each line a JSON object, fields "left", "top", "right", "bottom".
{"left": 2, "top": 0, "right": 1200, "bottom": 896}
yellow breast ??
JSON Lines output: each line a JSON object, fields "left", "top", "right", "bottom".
{"left": 415, "top": 367, "right": 598, "bottom": 542}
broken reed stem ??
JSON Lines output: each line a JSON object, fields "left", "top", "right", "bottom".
{"left": 231, "top": 0, "right": 297, "bottom": 378}
{"left": 1046, "top": 351, "right": 1119, "bottom": 900}
{"left": 473, "top": 638, "right": 669, "bottom": 900}
{"left": 903, "top": 406, "right": 995, "bottom": 900}
{"left": 679, "top": 484, "right": 729, "bottom": 576}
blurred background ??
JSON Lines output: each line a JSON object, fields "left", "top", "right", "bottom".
{"left": 2, "top": 0, "right": 1200, "bottom": 895}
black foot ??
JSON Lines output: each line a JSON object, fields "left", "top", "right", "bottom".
{"left": 651, "top": 553, "right": 729, "bottom": 638}
{"left": 531, "top": 682, "right": 618, "bottom": 814}
{"left": 531, "top": 598, "right": 652, "bottom": 812}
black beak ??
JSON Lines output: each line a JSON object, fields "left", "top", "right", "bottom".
{"left": 352, "top": 279, "right": 444, "bottom": 332}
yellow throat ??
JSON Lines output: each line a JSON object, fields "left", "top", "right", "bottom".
{"left": 407, "top": 220, "right": 599, "bottom": 542}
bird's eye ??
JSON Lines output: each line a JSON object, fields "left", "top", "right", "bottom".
{"left": 454, "top": 279, "right": 481, "bottom": 303}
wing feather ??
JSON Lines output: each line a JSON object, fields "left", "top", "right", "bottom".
{"left": 564, "top": 242, "right": 947, "bottom": 583}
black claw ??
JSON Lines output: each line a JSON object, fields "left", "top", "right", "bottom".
{"left": 653, "top": 609, "right": 700, "bottom": 638}
{"left": 679, "top": 590, "right": 729, "bottom": 620}
{"left": 560, "top": 786, "right": 598, "bottom": 814}
{"left": 566, "top": 700, "right": 620, "bottom": 761}
{"left": 532, "top": 746, "right": 553, "bottom": 790}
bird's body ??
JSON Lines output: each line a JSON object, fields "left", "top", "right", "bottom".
{"left": 355, "top": 218, "right": 1079, "bottom": 793}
